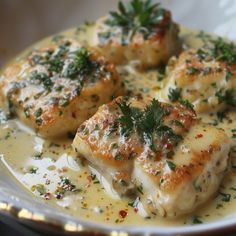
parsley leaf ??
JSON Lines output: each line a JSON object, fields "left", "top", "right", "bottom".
{"left": 219, "top": 192, "right": 231, "bottom": 202}
{"left": 168, "top": 87, "right": 182, "bottom": 102}
{"left": 104, "top": 0, "right": 166, "bottom": 42}
{"left": 116, "top": 98, "right": 182, "bottom": 153}
{"left": 166, "top": 160, "right": 176, "bottom": 171}
{"left": 197, "top": 36, "right": 236, "bottom": 65}
{"left": 215, "top": 89, "right": 236, "bottom": 107}
{"left": 63, "top": 48, "right": 92, "bottom": 79}
{"left": 179, "top": 99, "right": 194, "bottom": 110}
{"left": 192, "top": 216, "right": 203, "bottom": 224}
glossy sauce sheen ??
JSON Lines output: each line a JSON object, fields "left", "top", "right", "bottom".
{"left": 0, "top": 24, "right": 236, "bottom": 226}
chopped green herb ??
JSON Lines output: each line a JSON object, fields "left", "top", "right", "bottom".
{"left": 209, "top": 38, "right": 236, "bottom": 65}
{"left": 219, "top": 192, "right": 231, "bottom": 202}
{"left": 116, "top": 100, "right": 136, "bottom": 136}
{"left": 24, "top": 107, "right": 30, "bottom": 118}
{"left": 166, "top": 150, "right": 174, "bottom": 158}
{"left": 63, "top": 48, "right": 92, "bottom": 79}
{"left": 31, "top": 184, "right": 46, "bottom": 196}
{"left": 216, "top": 110, "right": 227, "bottom": 122}
{"left": 128, "top": 201, "right": 135, "bottom": 207}
{"left": 215, "top": 89, "right": 236, "bottom": 107}
{"left": 216, "top": 203, "right": 223, "bottom": 209}
{"left": 35, "top": 118, "right": 43, "bottom": 126}
{"left": 51, "top": 35, "right": 64, "bottom": 43}
{"left": 179, "top": 99, "right": 194, "bottom": 110}
{"left": 171, "top": 120, "right": 184, "bottom": 127}
{"left": 116, "top": 98, "right": 182, "bottom": 151}
{"left": 196, "top": 36, "right": 236, "bottom": 66}
{"left": 28, "top": 166, "right": 38, "bottom": 174}
{"left": 59, "top": 97, "right": 70, "bottom": 107}
{"left": 168, "top": 87, "right": 182, "bottom": 102}
{"left": 128, "top": 151, "right": 136, "bottom": 160}
{"left": 160, "top": 178, "right": 164, "bottom": 184}
{"left": 34, "top": 108, "right": 43, "bottom": 117}
{"left": 192, "top": 216, "right": 203, "bottom": 224}
{"left": 4, "top": 132, "right": 11, "bottom": 140}
{"left": 114, "top": 153, "right": 124, "bottom": 161}
{"left": 211, "top": 82, "right": 217, "bottom": 88}
{"left": 33, "top": 152, "right": 43, "bottom": 159}
{"left": 136, "top": 184, "right": 144, "bottom": 195}
{"left": 196, "top": 30, "right": 212, "bottom": 43}
{"left": 225, "top": 69, "right": 232, "bottom": 81}
{"left": 0, "top": 109, "right": 8, "bottom": 124}
{"left": 111, "top": 143, "right": 118, "bottom": 149}
{"left": 203, "top": 67, "right": 212, "bottom": 75}
{"left": 91, "top": 173, "right": 97, "bottom": 181}
{"left": 94, "top": 124, "right": 100, "bottom": 131}
{"left": 193, "top": 179, "right": 201, "bottom": 191}
{"left": 166, "top": 160, "right": 176, "bottom": 171}
{"left": 30, "top": 71, "right": 53, "bottom": 91}
{"left": 60, "top": 177, "right": 76, "bottom": 191}
{"left": 231, "top": 145, "right": 236, "bottom": 152}
{"left": 157, "top": 64, "right": 166, "bottom": 81}
{"left": 90, "top": 173, "right": 100, "bottom": 184}
{"left": 187, "top": 66, "right": 200, "bottom": 75}
{"left": 108, "top": 123, "right": 119, "bottom": 135}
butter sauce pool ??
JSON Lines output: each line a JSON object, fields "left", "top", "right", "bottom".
{"left": 0, "top": 23, "right": 236, "bottom": 226}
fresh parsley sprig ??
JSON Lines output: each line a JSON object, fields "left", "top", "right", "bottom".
{"left": 63, "top": 48, "right": 92, "bottom": 79}
{"left": 116, "top": 98, "right": 182, "bottom": 151}
{"left": 105, "top": 0, "right": 165, "bottom": 41}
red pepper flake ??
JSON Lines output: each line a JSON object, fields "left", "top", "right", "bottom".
{"left": 87, "top": 175, "right": 92, "bottom": 183}
{"left": 134, "top": 208, "right": 138, "bottom": 213}
{"left": 119, "top": 210, "right": 128, "bottom": 218}
{"left": 195, "top": 134, "right": 203, "bottom": 139}
{"left": 165, "top": 143, "right": 173, "bottom": 150}
{"left": 155, "top": 151, "right": 162, "bottom": 161}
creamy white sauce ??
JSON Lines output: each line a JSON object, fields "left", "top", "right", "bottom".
{"left": 0, "top": 24, "right": 236, "bottom": 226}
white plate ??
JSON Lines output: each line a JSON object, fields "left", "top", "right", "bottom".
{"left": 0, "top": 0, "right": 236, "bottom": 235}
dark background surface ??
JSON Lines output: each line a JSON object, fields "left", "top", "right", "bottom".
{"left": 0, "top": 221, "right": 26, "bottom": 236}
{"left": 0, "top": 217, "right": 42, "bottom": 236}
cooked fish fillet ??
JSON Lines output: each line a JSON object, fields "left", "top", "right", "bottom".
{"left": 0, "top": 38, "right": 124, "bottom": 137}
{"left": 92, "top": 4, "right": 181, "bottom": 68}
{"left": 159, "top": 47, "right": 236, "bottom": 113}
{"left": 134, "top": 123, "right": 230, "bottom": 217}
{"left": 73, "top": 96, "right": 231, "bottom": 217}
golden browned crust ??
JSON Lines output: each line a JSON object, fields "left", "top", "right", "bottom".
{"left": 0, "top": 38, "right": 125, "bottom": 137}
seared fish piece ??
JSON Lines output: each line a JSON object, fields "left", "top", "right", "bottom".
{"left": 73, "top": 96, "right": 230, "bottom": 217}
{"left": 92, "top": 0, "right": 181, "bottom": 68}
{"left": 0, "top": 38, "right": 124, "bottom": 137}
{"left": 159, "top": 37, "right": 236, "bottom": 112}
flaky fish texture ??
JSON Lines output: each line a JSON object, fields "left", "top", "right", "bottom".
{"left": 0, "top": 38, "right": 124, "bottom": 137}
{"left": 159, "top": 38, "right": 236, "bottom": 112}
{"left": 73, "top": 96, "right": 230, "bottom": 217}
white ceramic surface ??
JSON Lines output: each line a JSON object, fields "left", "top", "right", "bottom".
{"left": 0, "top": 1, "right": 236, "bottom": 235}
